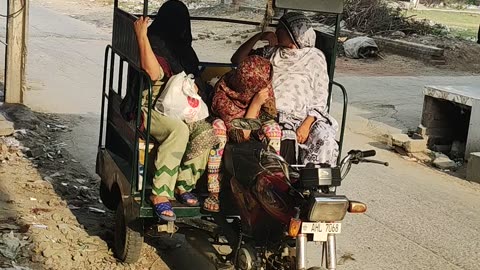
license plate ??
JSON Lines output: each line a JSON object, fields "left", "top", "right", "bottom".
{"left": 301, "top": 222, "right": 342, "bottom": 242}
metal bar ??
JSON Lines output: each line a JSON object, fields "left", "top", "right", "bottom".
{"left": 108, "top": 50, "right": 116, "bottom": 93}
{"left": 143, "top": 0, "right": 148, "bottom": 17}
{"left": 332, "top": 81, "right": 348, "bottom": 165}
{"left": 98, "top": 46, "right": 112, "bottom": 148}
{"left": 141, "top": 76, "right": 153, "bottom": 209}
{"left": 296, "top": 234, "right": 307, "bottom": 270}
{"left": 326, "top": 14, "right": 342, "bottom": 111}
{"left": 131, "top": 15, "right": 278, "bottom": 27}
{"left": 117, "top": 59, "right": 124, "bottom": 97}
{"left": 322, "top": 242, "right": 327, "bottom": 267}
{"left": 114, "top": 0, "right": 118, "bottom": 9}
{"left": 330, "top": 14, "right": 341, "bottom": 81}
{"left": 132, "top": 77, "right": 143, "bottom": 196}
{"left": 326, "top": 234, "right": 337, "bottom": 270}
{"left": 188, "top": 16, "right": 280, "bottom": 27}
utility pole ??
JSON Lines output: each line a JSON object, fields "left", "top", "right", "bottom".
{"left": 5, "top": 0, "right": 29, "bottom": 104}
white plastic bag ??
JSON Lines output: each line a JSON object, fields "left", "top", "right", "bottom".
{"left": 155, "top": 71, "right": 209, "bottom": 123}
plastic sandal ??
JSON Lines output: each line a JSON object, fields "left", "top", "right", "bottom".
{"left": 203, "top": 195, "right": 220, "bottom": 213}
{"left": 176, "top": 192, "right": 200, "bottom": 207}
{"left": 154, "top": 201, "right": 176, "bottom": 222}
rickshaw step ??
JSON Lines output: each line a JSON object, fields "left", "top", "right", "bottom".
{"left": 139, "top": 201, "right": 205, "bottom": 218}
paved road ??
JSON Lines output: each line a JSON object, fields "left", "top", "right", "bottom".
{"left": 8, "top": 3, "right": 480, "bottom": 269}
{"left": 22, "top": 3, "right": 108, "bottom": 114}
{"left": 335, "top": 76, "right": 480, "bottom": 133}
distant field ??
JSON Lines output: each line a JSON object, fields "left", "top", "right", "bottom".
{"left": 405, "top": 9, "right": 480, "bottom": 39}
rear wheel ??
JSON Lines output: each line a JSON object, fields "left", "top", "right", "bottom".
{"left": 114, "top": 201, "right": 144, "bottom": 263}
{"left": 100, "top": 181, "right": 119, "bottom": 210}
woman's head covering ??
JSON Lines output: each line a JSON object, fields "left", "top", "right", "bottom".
{"left": 147, "top": 0, "right": 199, "bottom": 76}
{"left": 212, "top": 56, "right": 277, "bottom": 134}
{"left": 148, "top": 0, "right": 192, "bottom": 45}
{"left": 230, "top": 55, "right": 273, "bottom": 97}
{"left": 279, "top": 12, "right": 316, "bottom": 49}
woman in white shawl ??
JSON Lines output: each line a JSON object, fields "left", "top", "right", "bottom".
{"left": 232, "top": 12, "right": 339, "bottom": 166}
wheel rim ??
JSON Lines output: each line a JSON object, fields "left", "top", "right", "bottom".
{"left": 237, "top": 247, "right": 254, "bottom": 270}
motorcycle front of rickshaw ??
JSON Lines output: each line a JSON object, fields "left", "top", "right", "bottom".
{"left": 95, "top": 1, "right": 364, "bottom": 269}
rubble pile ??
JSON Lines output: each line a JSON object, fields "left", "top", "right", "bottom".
{"left": 386, "top": 124, "right": 463, "bottom": 171}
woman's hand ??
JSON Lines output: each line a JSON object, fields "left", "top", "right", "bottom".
{"left": 134, "top": 16, "right": 150, "bottom": 38}
{"left": 251, "top": 88, "right": 270, "bottom": 107}
{"left": 297, "top": 116, "right": 316, "bottom": 144}
{"left": 296, "top": 122, "right": 310, "bottom": 144}
{"left": 259, "top": 32, "right": 278, "bottom": 46}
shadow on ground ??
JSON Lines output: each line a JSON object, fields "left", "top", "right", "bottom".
{"left": 1, "top": 104, "right": 220, "bottom": 269}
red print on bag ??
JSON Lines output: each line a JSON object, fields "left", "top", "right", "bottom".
{"left": 187, "top": 96, "right": 199, "bottom": 108}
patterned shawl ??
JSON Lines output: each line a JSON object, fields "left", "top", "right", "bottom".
{"left": 212, "top": 56, "right": 277, "bottom": 141}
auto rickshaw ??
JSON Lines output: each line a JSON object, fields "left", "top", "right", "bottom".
{"left": 96, "top": 0, "right": 357, "bottom": 269}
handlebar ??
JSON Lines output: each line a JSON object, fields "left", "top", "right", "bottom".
{"left": 259, "top": 149, "right": 388, "bottom": 185}
{"left": 360, "top": 150, "right": 376, "bottom": 158}
{"left": 340, "top": 149, "right": 388, "bottom": 180}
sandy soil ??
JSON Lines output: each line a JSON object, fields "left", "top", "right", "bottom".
{"left": 0, "top": 105, "right": 171, "bottom": 269}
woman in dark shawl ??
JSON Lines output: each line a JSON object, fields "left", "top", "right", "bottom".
{"left": 127, "top": 0, "right": 217, "bottom": 221}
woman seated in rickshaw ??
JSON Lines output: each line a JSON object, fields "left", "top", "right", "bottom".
{"left": 204, "top": 55, "right": 281, "bottom": 212}
{"left": 231, "top": 12, "right": 339, "bottom": 166}
{"left": 132, "top": 0, "right": 218, "bottom": 221}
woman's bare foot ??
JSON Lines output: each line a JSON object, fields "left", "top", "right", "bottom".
{"left": 150, "top": 195, "right": 174, "bottom": 217}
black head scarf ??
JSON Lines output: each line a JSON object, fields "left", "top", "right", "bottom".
{"left": 147, "top": 0, "right": 199, "bottom": 76}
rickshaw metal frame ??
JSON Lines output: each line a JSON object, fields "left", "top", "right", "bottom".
{"left": 99, "top": 0, "right": 348, "bottom": 219}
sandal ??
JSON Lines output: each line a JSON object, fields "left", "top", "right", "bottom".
{"left": 154, "top": 202, "right": 177, "bottom": 222}
{"left": 176, "top": 192, "right": 199, "bottom": 207}
{"left": 203, "top": 194, "right": 220, "bottom": 213}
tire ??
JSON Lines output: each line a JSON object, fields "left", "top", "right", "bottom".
{"left": 114, "top": 201, "right": 144, "bottom": 263}
{"left": 100, "top": 181, "right": 119, "bottom": 211}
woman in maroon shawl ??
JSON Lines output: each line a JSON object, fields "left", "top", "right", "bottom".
{"left": 204, "top": 55, "right": 282, "bottom": 212}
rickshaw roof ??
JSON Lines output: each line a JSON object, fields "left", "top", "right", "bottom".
{"left": 275, "top": 0, "right": 344, "bottom": 14}
{"left": 126, "top": 0, "right": 345, "bottom": 15}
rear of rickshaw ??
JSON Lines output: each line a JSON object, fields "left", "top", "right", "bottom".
{"left": 96, "top": 0, "right": 350, "bottom": 267}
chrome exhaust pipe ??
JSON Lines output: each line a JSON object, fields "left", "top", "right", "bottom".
{"left": 296, "top": 234, "right": 307, "bottom": 270}
{"left": 326, "top": 234, "right": 337, "bottom": 270}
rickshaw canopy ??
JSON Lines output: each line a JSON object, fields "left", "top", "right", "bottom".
{"left": 275, "top": 0, "right": 344, "bottom": 14}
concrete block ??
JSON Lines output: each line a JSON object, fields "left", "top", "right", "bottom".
{"left": 404, "top": 139, "right": 428, "bottom": 153}
{"left": 433, "top": 154, "right": 456, "bottom": 170}
{"left": 417, "top": 125, "right": 427, "bottom": 137}
{"left": 466, "top": 153, "right": 480, "bottom": 183}
{"left": 391, "top": 134, "right": 410, "bottom": 147}
{"left": 0, "top": 120, "right": 14, "bottom": 136}
{"left": 410, "top": 152, "right": 433, "bottom": 163}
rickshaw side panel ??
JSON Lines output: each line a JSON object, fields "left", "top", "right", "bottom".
{"left": 315, "top": 30, "right": 336, "bottom": 80}
{"left": 105, "top": 90, "right": 136, "bottom": 180}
